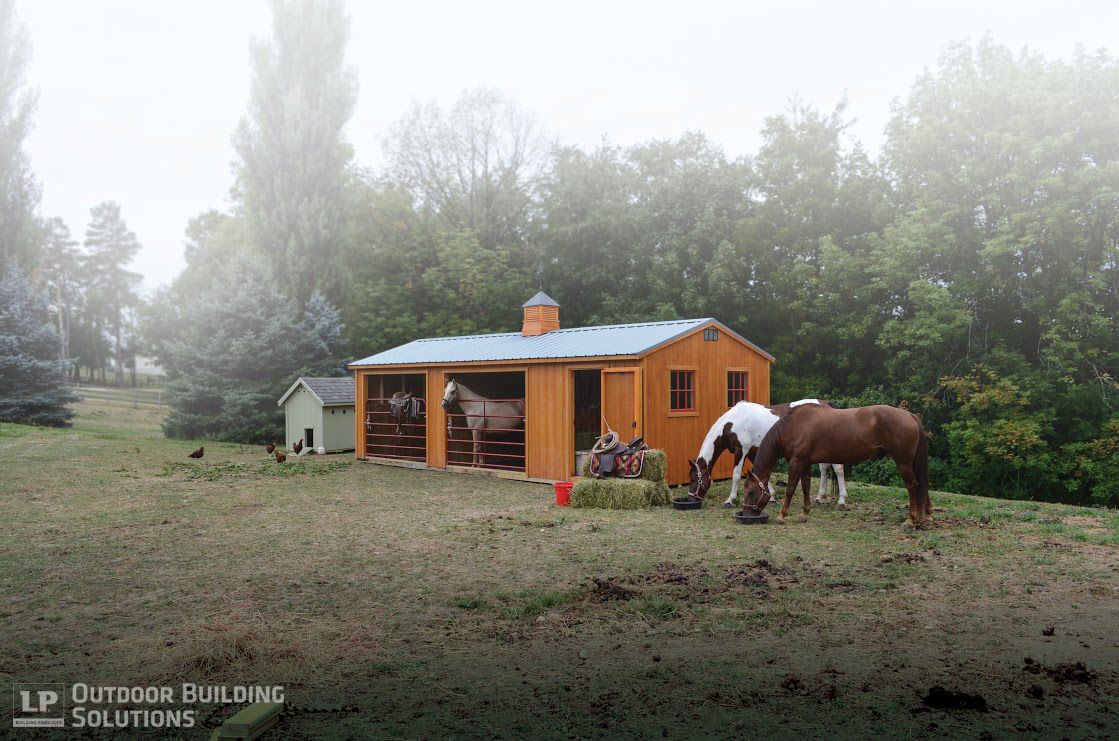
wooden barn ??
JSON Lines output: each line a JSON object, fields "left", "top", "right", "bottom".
{"left": 349, "top": 293, "right": 773, "bottom": 486}
{"left": 277, "top": 377, "right": 356, "bottom": 453}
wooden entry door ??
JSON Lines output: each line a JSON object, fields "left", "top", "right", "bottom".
{"left": 601, "top": 368, "right": 642, "bottom": 439}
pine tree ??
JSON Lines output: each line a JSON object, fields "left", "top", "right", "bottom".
{"left": 38, "top": 217, "right": 79, "bottom": 367}
{"left": 231, "top": 0, "right": 357, "bottom": 304}
{"left": 0, "top": 260, "right": 77, "bottom": 426}
{"left": 160, "top": 255, "right": 346, "bottom": 443}
{"left": 83, "top": 201, "right": 141, "bottom": 386}
{"left": 0, "top": 0, "right": 41, "bottom": 269}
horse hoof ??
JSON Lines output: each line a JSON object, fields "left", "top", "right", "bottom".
{"left": 837, "top": 502, "right": 847, "bottom": 511}
{"left": 796, "top": 514, "right": 808, "bottom": 523}
{"left": 776, "top": 516, "right": 785, "bottom": 525}
{"left": 722, "top": 502, "right": 733, "bottom": 509}
{"left": 902, "top": 520, "right": 915, "bottom": 530}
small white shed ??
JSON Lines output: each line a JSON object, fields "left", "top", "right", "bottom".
{"left": 277, "top": 377, "right": 356, "bottom": 453}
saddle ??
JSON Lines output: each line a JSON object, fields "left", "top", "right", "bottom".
{"left": 590, "top": 433, "right": 648, "bottom": 478}
{"left": 389, "top": 392, "right": 423, "bottom": 432}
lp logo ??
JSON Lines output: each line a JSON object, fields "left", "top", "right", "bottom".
{"left": 21, "top": 690, "right": 58, "bottom": 712}
{"left": 12, "top": 684, "right": 65, "bottom": 728}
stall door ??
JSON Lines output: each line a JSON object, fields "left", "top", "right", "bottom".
{"left": 601, "top": 368, "right": 642, "bottom": 440}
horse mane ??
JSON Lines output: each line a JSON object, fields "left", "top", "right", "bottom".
{"left": 753, "top": 408, "right": 799, "bottom": 476}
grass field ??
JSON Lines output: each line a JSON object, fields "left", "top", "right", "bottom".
{"left": 2, "top": 400, "right": 1118, "bottom": 739}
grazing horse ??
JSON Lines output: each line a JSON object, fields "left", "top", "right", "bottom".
{"left": 743, "top": 404, "right": 931, "bottom": 528}
{"left": 687, "top": 399, "right": 848, "bottom": 508}
{"left": 441, "top": 379, "right": 525, "bottom": 466}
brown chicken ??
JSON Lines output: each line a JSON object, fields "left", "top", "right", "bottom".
{"left": 292, "top": 438, "right": 303, "bottom": 455}
{"left": 266, "top": 442, "right": 276, "bottom": 454}
{"left": 188, "top": 446, "right": 204, "bottom": 459}
{"left": 274, "top": 450, "right": 287, "bottom": 463}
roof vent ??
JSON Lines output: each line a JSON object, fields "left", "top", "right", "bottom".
{"left": 522, "top": 291, "right": 560, "bottom": 336}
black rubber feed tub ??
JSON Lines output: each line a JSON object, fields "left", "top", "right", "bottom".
{"left": 735, "top": 509, "right": 769, "bottom": 525}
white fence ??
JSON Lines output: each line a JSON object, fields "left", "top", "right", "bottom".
{"left": 73, "top": 383, "right": 164, "bottom": 408}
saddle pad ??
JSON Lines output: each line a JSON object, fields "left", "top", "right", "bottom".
{"left": 590, "top": 450, "right": 645, "bottom": 478}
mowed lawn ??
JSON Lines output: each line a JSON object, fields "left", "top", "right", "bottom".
{"left": 2, "top": 401, "right": 1118, "bottom": 739}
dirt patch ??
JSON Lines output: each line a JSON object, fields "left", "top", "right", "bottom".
{"left": 1060, "top": 515, "right": 1107, "bottom": 527}
{"left": 1046, "top": 662, "right": 1096, "bottom": 686}
{"left": 921, "top": 685, "right": 988, "bottom": 712}
{"left": 630, "top": 561, "right": 709, "bottom": 587}
{"left": 723, "top": 559, "right": 800, "bottom": 592}
{"left": 588, "top": 578, "right": 638, "bottom": 602}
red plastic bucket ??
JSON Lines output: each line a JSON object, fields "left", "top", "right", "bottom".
{"left": 554, "top": 481, "right": 574, "bottom": 506}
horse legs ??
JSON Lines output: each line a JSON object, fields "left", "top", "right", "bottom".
{"left": 798, "top": 466, "right": 812, "bottom": 523}
{"left": 814, "top": 464, "right": 829, "bottom": 504}
{"left": 471, "top": 427, "right": 483, "bottom": 467}
{"left": 893, "top": 458, "right": 925, "bottom": 528}
{"left": 777, "top": 460, "right": 809, "bottom": 524}
{"left": 833, "top": 464, "right": 849, "bottom": 509}
{"left": 724, "top": 451, "right": 745, "bottom": 508}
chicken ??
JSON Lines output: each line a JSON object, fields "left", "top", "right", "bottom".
{"left": 274, "top": 450, "right": 287, "bottom": 463}
{"left": 292, "top": 438, "right": 303, "bottom": 455}
{"left": 188, "top": 446, "right": 204, "bottom": 459}
{"left": 266, "top": 442, "right": 276, "bottom": 454}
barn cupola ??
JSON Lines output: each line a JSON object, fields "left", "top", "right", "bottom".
{"left": 521, "top": 291, "right": 560, "bottom": 336}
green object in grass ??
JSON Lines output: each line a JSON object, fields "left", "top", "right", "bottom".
{"left": 215, "top": 701, "right": 284, "bottom": 739}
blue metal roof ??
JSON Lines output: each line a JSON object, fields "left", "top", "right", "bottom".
{"left": 349, "top": 318, "right": 774, "bottom": 366}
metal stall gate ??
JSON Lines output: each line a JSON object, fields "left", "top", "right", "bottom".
{"left": 365, "top": 397, "right": 426, "bottom": 462}
{"left": 446, "top": 399, "right": 525, "bottom": 472}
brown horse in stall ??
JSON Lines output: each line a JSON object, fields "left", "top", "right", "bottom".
{"left": 742, "top": 404, "right": 932, "bottom": 528}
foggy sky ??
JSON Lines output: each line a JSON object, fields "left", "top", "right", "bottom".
{"left": 19, "top": 0, "right": 1119, "bottom": 293}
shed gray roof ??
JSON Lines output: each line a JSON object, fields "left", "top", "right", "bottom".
{"left": 277, "top": 376, "right": 355, "bottom": 407}
{"left": 522, "top": 291, "right": 559, "bottom": 307}
{"left": 350, "top": 318, "right": 774, "bottom": 367}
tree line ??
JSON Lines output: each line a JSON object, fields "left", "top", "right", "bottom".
{"left": 3, "top": 0, "right": 1118, "bottom": 506}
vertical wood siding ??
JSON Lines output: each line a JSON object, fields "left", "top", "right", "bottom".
{"left": 641, "top": 328, "right": 771, "bottom": 486}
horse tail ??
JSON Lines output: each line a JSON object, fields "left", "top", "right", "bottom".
{"left": 912, "top": 416, "right": 930, "bottom": 513}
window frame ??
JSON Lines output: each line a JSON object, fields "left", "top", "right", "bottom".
{"left": 667, "top": 367, "right": 698, "bottom": 417}
{"left": 727, "top": 369, "right": 750, "bottom": 408}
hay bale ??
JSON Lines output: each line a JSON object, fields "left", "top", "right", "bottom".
{"left": 570, "top": 477, "right": 671, "bottom": 509}
{"left": 572, "top": 449, "right": 669, "bottom": 508}
{"left": 579, "top": 449, "right": 667, "bottom": 483}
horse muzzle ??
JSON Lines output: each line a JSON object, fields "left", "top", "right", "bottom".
{"left": 441, "top": 400, "right": 451, "bottom": 409}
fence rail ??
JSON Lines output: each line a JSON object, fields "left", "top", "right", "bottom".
{"left": 72, "top": 383, "right": 164, "bottom": 408}
{"left": 366, "top": 397, "right": 426, "bottom": 462}
{"left": 446, "top": 398, "right": 526, "bottom": 472}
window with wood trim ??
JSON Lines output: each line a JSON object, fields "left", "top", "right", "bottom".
{"left": 670, "top": 370, "right": 695, "bottom": 412}
{"left": 727, "top": 371, "right": 749, "bottom": 407}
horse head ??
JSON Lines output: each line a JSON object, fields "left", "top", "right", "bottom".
{"left": 742, "top": 468, "right": 771, "bottom": 513}
{"left": 442, "top": 379, "right": 458, "bottom": 409}
{"left": 687, "top": 458, "right": 711, "bottom": 500}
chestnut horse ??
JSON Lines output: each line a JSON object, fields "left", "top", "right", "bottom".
{"left": 743, "top": 404, "right": 931, "bottom": 528}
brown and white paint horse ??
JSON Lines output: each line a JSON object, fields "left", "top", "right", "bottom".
{"left": 687, "top": 399, "right": 848, "bottom": 508}
{"left": 743, "top": 404, "right": 931, "bottom": 527}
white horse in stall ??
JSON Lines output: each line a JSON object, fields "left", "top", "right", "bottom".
{"left": 686, "top": 399, "right": 849, "bottom": 508}
{"left": 441, "top": 379, "right": 526, "bottom": 466}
